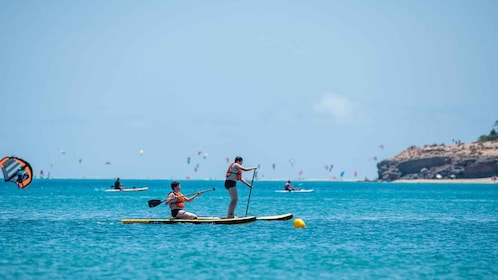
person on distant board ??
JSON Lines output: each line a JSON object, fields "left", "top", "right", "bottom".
{"left": 165, "top": 181, "right": 201, "bottom": 219}
{"left": 284, "top": 180, "right": 300, "bottom": 191}
{"left": 114, "top": 177, "right": 123, "bottom": 190}
{"left": 225, "top": 156, "right": 257, "bottom": 218}
{"left": 285, "top": 180, "right": 301, "bottom": 192}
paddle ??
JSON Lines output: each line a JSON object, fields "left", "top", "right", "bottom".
{"left": 148, "top": 187, "right": 215, "bottom": 208}
{"left": 245, "top": 170, "right": 256, "bottom": 217}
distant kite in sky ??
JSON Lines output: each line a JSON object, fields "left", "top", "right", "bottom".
{"left": 105, "top": 161, "right": 111, "bottom": 165}
{"left": 354, "top": 170, "right": 358, "bottom": 177}
{"left": 340, "top": 171, "right": 345, "bottom": 178}
{"left": 60, "top": 149, "right": 65, "bottom": 155}
{"left": 79, "top": 158, "right": 82, "bottom": 164}
{"left": 378, "top": 144, "right": 384, "bottom": 150}
{"left": 272, "top": 163, "right": 276, "bottom": 170}
{"left": 329, "top": 165, "right": 334, "bottom": 172}
{"left": 203, "top": 153, "right": 208, "bottom": 160}
{"left": 139, "top": 149, "right": 144, "bottom": 156}
{"left": 298, "top": 170, "right": 303, "bottom": 176}
{"left": 225, "top": 157, "right": 229, "bottom": 163}
{"left": 289, "top": 159, "right": 295, "bottom": 168}
{"left": 0, "top": 156, "right": 33, "bottom": 188}
{"left": 187, "top": 157, "right": 191, "bottom": 164}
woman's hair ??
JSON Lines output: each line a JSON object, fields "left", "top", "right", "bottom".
{"left": 171, "top": 181, "right": 180, "bottom": 190}
{"left": 235, "top": 156, "right": 243, "bottom": 162}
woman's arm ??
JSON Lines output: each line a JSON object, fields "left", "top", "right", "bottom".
{"left": 240, "top": 177, "right": 252, "bottom": 188}
{"left": 184, "top": 192, "right": 200, "bottom": 202}
{"left": 240, "top": 165, "right": 257, "bottom": 172}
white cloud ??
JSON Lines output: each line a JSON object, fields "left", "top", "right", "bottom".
{"left": 313, "top": 93, "right": 362, "bottom": 124}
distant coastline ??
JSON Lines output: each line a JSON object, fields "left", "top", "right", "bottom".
{"left": 377, "top": 141, "right": 498, "bottom": 181}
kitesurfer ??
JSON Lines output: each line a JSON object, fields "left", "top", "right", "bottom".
{"left": 16, "top": 167, "right": 25, "bottom": 187}
{"left": 1, "top": 156, "right": 33, "bottom": 188}
{"left": 224, "top": 156, "right": 257, "bottom": 218}
{"left": 165, "top": 181, "right": 201, "bottom": 219}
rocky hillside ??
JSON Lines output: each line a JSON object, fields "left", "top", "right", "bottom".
{"left": 377, "top": 141, "right": 498, "bottom": 181}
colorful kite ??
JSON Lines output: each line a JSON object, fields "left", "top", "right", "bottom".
{"left": 0, "top": 156, "right": 33, "bottom": 188}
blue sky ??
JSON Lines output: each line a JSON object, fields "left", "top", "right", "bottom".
{"left": 1, "top": 1, "right": 497, "bottom": 181}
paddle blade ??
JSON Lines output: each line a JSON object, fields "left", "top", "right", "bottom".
{"left": 148, "top": 199, "right": 163, "bottom": 208}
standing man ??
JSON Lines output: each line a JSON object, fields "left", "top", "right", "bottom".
{"left": 224, "top": 156, "right": 257, "bottom": 218}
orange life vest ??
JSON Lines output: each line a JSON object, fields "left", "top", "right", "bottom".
{"left": 169, "top": 192, "right": 185, "bottom": 209}
{"left": 226, "top": 163, "right": 242, "bottom": 180}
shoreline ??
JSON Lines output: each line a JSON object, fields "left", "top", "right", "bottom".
{"left": 392, "top": 177, "right": 498, "bottom": 184}
{"left": 30, "top": 177, "right": 498, "bottom": 184}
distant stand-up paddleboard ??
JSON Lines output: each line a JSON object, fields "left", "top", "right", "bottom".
{"left": 105, "top": 187, "right": 149, "bottom": 192}
{"left": 275, "top": 189, "right": 314, "bottom": 193}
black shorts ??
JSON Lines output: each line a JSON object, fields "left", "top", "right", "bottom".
{"left": 171, "top": 209, "right": 180, "bottom": 217}
{"left": 224, "top": 180, "right": 236, "bottom": 190}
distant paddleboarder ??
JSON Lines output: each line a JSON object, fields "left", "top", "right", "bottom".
{"left": 113, "top": 177, "right": 123, "bottom": 190}
{"left": 284, "top": 180, "right": 300, "bottom": 191}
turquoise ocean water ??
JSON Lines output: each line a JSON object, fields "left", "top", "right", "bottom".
{"left": 1, "top": 179, "right": 497, "bottom": 279}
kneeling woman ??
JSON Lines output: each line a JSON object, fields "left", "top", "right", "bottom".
{"left": 165, "top": 181, "right": 201, "bottom": 219}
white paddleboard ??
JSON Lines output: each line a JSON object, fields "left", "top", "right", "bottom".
{"left": 105, "top": 187, "right": 149, "bottom": 192}
{"left": 275, "top": 189, "right": 314, "bottom": 193}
